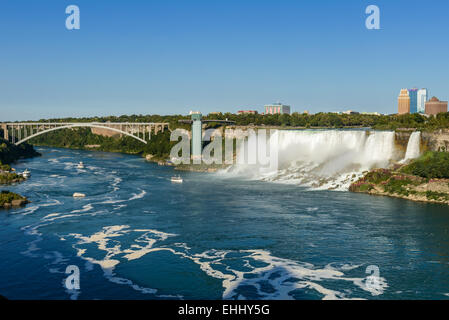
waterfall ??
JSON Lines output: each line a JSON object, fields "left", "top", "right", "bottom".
{"left": 402, "top": 132, "right": 421, "bottom": 162}
{"left": 225, "top": 130, "right": 398, "bottom": 191}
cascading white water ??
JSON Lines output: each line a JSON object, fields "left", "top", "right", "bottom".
{"left": 402, "top": 132, "right": 421, "bottom": 162}
{"left": 225, "top": 130, "right": 398, "bottom": 191}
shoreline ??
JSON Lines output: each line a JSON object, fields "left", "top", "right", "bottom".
{"left": 1, "top": 138, "right": 40, "bottom": 208}
{"left": 0, "top": 191, "right": 29, "bottom": 209}
{"left": 350, "top": 168, "right": 449, "bottom": 205}
{"left": 355, "top": 188, "right": 449, "bottom": 205}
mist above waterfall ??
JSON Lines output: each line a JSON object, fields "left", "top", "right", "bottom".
{"left": 225, "top": 130, "right": 405, "bottom": 191}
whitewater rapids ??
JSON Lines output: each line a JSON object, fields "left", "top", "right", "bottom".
{"left": 224, "top": 130, "right": 421, "bottom": 191}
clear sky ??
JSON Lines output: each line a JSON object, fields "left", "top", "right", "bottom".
{"left": 1, "top": 0, "right": 448, "bottom": 120}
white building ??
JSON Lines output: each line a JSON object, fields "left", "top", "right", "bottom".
{"left": 417, "top": 89, "right": 429, "bottom": 113}
{"left": 264, "top": 103, "right": 291, "bottom": 115}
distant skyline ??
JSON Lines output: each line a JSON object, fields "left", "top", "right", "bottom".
{"left": 1, "top": 0, "right": 448, "bottom": 121}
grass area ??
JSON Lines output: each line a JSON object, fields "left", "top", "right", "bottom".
{"left": 350, "top": 169, "right": 423, "bottom": 197}
{"left": 400, "top": 151, "right": 449, "bottom": 179}
{"left": 424, "top": 191, "right": 449, "bottom": 201}
{"left": 382, "top": 177, "right": 417, "bottom": 196}
{"left": 362, "top": 169, "right": 391, "bottom": 184}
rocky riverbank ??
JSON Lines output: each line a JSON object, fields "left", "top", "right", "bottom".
{"left": 145, "top": 153, "right": 229, "bottom": 172}
{"left": 350, "top": 152, "right": 449, "bottom": 205}
{"left": 0, "top": 138, "right": 41, "bottom": 165}
{"left": 0, "top": 191, "right": 29, "bottom": 209}
{"left": 0, "top": 139, "right": 39, "bottom": 207}
{"left": 0, "top": 171, "right": 26, "bottom": 184}
{"left": 350, "top": 170, "right": 449, "bottom": 204}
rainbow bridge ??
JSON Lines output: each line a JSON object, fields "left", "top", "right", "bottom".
{"left": 0, "top": 122, "right": 170, "bottom": 145}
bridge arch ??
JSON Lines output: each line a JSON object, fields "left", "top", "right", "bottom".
{"left": 14, "top": 123, "right": 148, "bottom": 145}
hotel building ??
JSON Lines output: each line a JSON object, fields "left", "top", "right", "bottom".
{"left": 425, "top": 97, "right": 448, "bottom": 115}
{"left": 398, "top": 89, "right": 410, "bottom": 114}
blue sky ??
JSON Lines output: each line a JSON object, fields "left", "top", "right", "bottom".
{"left": 1, "top": 0, "right": 448, "bottom": 120}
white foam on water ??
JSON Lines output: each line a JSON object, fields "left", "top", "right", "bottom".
{"left": 61, "top": 225, "right": 387, "bottom": 300}
{"left": 71, "top": 204, "right": 94, "bottom": 213}
{"left": 42, "top": 212, "right": 63, "bottom": 219}
{"left": 64, "top": 225, "right": 180, "bottom": 298}
{"left": 100, "top": 198, "right": 127, "bottom": 204}
{"left": 181, "top": 249, "right": 388, "bottom": 300}
{"left": 21, "top": 206, "right": 388, "bottom": 300}
{"left": 129, "top": 189, "right": 146, "bottom": 201}
{"left": 21, "top": 205, "right": 40, "bottom": 215}
{"left": 41, "top": 199, "right": 62, "bottom": 207}
{"left": 18, "top": 199, "right": 62, "bottom": 216}
{"left": 111, "top": 177, "right": 122, "bottom": 192}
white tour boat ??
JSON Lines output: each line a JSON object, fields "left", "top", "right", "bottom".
{"left": 73, "top": 192, "right": 86, "bottom": 198}
{"left": 170, "top": 176, "right": 183, "bottom": 183}
{"left": 22, "top": 169, "right": 31, "bottom": 178}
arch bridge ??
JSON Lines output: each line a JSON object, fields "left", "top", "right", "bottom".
{"left": 0, "top": 122, "right": 170, "bottom": 145}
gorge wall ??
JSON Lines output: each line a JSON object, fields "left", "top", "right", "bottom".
{"left": 395, "top": 129, "right": 449, "bottom": 152}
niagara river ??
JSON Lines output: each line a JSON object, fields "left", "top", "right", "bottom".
{"left": 1, "top": 141, "right": 449, "bottom": 299}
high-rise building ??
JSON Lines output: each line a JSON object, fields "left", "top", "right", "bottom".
{"left": 417, "top": 88, "right": 429, "bottom": 113}
{"left": 264, "top": 103, "right": 291, "bottom": 115}
{"left": 425, "top": 97, "right": 448, "bottom": 115}
{"left": 398, "top": 89, "right": 410, "bottom": 114}
{"left": 408, "top": 88, "right": 418, "bottom": 113}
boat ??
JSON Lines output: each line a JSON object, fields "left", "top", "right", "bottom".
{"left": 22, "top": 169, "right": 31, "bottom": 178}
{"left": 77, "top": 161, "right": 85, "bottom": 169}
{"left": 73, "top": 192, "right": 86, "bottom": 198}
{"left": 170, "top": 176, "right": 183, "bottom": 183}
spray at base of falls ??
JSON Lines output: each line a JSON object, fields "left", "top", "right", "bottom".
{"left": 224, "top": 130, "right": 422, "bottom": 191}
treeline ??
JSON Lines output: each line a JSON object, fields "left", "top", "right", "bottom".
{"left": 0, "top": 138, "right": 40, "bottom": 165}
{"left": 24, "top": 111, "right": 449, "bottom": 131}
{"left": 205, "top": 112, "right": 449, "bottom": 130}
